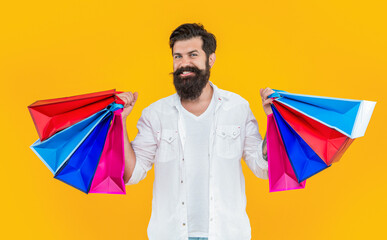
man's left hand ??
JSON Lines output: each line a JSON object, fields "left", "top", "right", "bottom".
{"left": 260, "top": 87, "right": 275, "bottom": 116}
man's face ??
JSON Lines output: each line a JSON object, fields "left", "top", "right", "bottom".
{"left": 172, "top": 37, "right": 213, "bottom": 101}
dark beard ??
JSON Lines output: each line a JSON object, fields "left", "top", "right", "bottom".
{"left": 172, "top": 62, "right": 211, "bottom": 101}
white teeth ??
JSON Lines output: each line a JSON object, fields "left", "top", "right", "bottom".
{"left": 182, "top": 71, "right": 191, "bottom": 74}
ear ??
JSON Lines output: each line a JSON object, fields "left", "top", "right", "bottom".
{"left": 208, "top": 53, "right": 216, "bottom": 68}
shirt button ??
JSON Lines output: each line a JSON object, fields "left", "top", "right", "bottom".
{"left": 222, "top": 132, "right": 225, "bottom": 136}
{"left": 181, "top": 180, "right": 183, "bottom": 183}
{"left": 182, "top": 158, "right": 184, "bottom": 161}
{"left": 182, "top": 202, "right": 184, "bottom": 205}
{"left": 182, "top": 223, "right": 186, "bottom": 226}
{"left": 210, "top": 218, "right": 213, "bottom": 221}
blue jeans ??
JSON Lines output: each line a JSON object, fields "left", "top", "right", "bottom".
{"left": 188, "top": 238, "right": 208, "bottom": 240}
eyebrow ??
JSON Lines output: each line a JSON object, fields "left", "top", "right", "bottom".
{"left": 173, "top": 50, "right": 199, "bottom": 56}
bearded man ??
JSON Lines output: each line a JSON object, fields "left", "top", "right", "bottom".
{"left": 118, "top": 23, "right": 274, "bottom": 240}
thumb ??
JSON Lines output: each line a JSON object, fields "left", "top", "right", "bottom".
{"left": 133, "top": 92, "right": 139, "bottom": 103}
{"left": 130, "top": 92, "right": 138, "bottom": 106}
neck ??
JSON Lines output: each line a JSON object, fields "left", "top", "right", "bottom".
{"left": 181, "top": 82, "right": 213, "bottom": 105}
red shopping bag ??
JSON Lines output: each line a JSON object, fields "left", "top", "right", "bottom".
{"left": 273, "top": 101, "right": 354, "bottom": 165}
{"left": 28, "top": 89, "right": 124, "bottom": 141}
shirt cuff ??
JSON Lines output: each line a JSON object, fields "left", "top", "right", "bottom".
{"left": 126, "top": 158, "right": 142, "bottom": 185}
{"left": 257, "top": 140, "right": 269, "bottom": 171}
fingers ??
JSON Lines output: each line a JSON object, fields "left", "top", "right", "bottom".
{"left": 117, "top": 92, "right": 137, "bottom": 108}
{"left": 263, "top": 98, "right": 273, "bottom": 106}
{"left": 260, "top": 87, "right": 275, "bottom": 103}
{"left": 125, "top": 93, "right": 132, "bottom": 108}
{"left": 118, "top": 94, "right": 129, "bottom": 107}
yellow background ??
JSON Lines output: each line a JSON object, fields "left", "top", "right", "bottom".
{"left": 0, "top": 0, "right": 386, "bottom": 239}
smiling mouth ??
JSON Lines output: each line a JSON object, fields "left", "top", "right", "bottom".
{"left": 180, "top": 71, "right": 195, "bottom": 77}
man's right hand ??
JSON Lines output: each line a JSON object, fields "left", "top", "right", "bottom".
{"left": 116, "top": 91, "right": 138, "bottom": 119}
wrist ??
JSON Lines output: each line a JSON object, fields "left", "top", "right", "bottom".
{"left": 265, "top": 108, "right": 273, "bottom": 116}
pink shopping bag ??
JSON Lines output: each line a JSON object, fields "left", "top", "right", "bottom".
{"left": 267, "top": 113, "right": 306, "bottom": 192}
{"left": 89, "top": 108, "right": 126, "bottom": 194}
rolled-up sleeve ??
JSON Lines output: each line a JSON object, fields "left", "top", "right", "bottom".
{"left": 126, "top": 107, "right": 158, "bottom": 185}
{"left": 242, "top": 105, "right": 268, "bottom": 179}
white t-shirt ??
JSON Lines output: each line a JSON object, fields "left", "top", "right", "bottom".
{"left": 178, "top": 93, "right": 216, "bottom": 238}
{"left": 128, "top": 81, "right": 269, "bottom": 240}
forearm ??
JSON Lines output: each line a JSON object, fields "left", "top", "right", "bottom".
{"left": 122, "top": 118, "right": 137, "bottom": 184}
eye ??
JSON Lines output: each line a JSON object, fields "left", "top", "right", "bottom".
{"left": 190, "top": 53, "right": 198, "bottom": 57}
{"left": 174, "top": 55, "right": 182, "bottom": 59}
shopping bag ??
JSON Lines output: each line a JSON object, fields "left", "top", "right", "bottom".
{"left": 270, "top": 90, "right": 376, "bottom": 138}
{"left": 272, "top": 106, "right": 330, "bottom": 182}
{"left": 89, "top": 108, "right": 126, "bottom": 194}
{"left": 273, "top": 101, "right": 354, "bottom": 165}
{"left": 29, "top": 88, "right": 127, "bottom": 194}
{"left": 30, "top": 106, "right": 113, "bottom": 174}
{"left": 267, "top": 113, "right": 306, "bottom": 192}
{"left": 28, "top": 89, "right": 124, "bottom": 141}
{"left": 54, "top": 113, "right": 113, "bottom": 193}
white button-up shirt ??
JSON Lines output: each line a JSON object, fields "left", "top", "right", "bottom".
{"left": 127, "top": 81, "right": 268, "bottom": 240}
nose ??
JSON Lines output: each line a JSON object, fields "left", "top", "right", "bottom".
{"left": 180, "top": 56, "right": 191, "bottom": 68}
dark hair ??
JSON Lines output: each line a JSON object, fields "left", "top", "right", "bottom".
{"left": 169, "top": 23, "right": 217, "bottom": 57}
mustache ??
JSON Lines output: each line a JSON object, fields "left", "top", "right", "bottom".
{"left": 171, "top": 66, "right": 202, "bottom": 77}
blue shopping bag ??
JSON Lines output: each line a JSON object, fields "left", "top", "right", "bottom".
{"left": 270, "top": 90, "right": 376, "bottom": 138}
{"left": 272, "top": 105, "right": 330, "bottom": 182}
{"left": 54, "top": 113, "right": 113, "bottom": 193}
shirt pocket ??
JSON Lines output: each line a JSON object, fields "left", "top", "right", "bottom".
{"left": 215, "top": 125, "right": 242, "bottom": 159}
{"left": 156, "top": 129, "right": 179, "bottom": 163}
